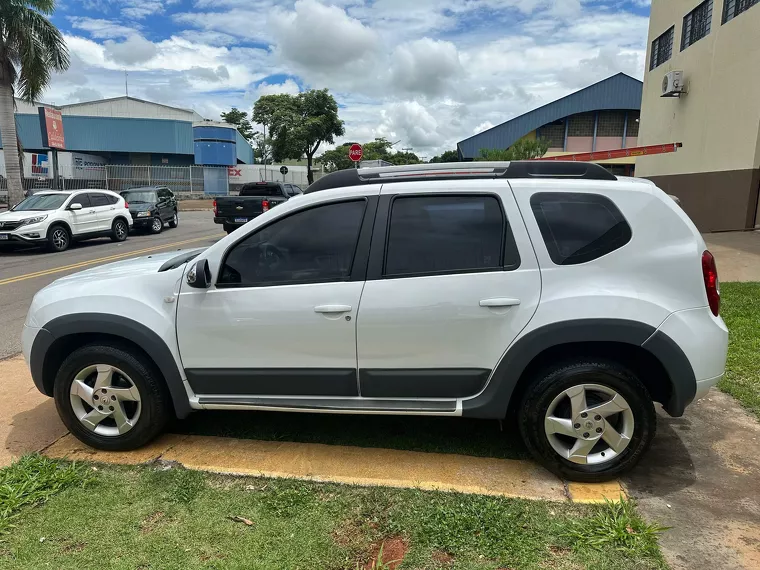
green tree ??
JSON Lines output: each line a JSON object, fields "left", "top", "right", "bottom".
{"left": 430, "top": 150, "right": 459, "bottom": 163}
{"left": 318, "top": 143, "right": 355, "bottom": 173}
{"left": 476, "top": 137, "right": 549, "bottom": 161}
{"left": 0, "top": 0, "right": 69, "bottom": 206}
{"left": 220, "top": 107, "right": 254, "bottom": 142}
{"left": 253, "top": 89, "right": 344, "bottom": 184}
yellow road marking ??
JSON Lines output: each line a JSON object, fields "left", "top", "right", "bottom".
{"left": 0, "top": 234, "right": 223, "bottom": 286}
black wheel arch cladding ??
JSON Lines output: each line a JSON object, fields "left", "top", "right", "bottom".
{"left": 461, "top": 318, "right": 696, "bottom": 419}
{"left": 31, "top": 314, "right": 192, "bottom": 419}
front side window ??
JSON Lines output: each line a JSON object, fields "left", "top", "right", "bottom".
{"left": 12, "top": 193, "right": 68, "bottom": 211}
{"left": 71, "top": 193, "right": 92, "bottom": 208}
{"left": 682, "top": 0, "right": 713, "bottom": 50}
{"left": 650, "top": 26, "right": 674, "bottom": 70}
{"left": 384, "top": 195, "right": 512, "bottom": 278}
{"left": 531, "top": 193, "right": 632, "bottom": 265}
{"left": 218, "top": 200, "right": 366, "bottom": 287}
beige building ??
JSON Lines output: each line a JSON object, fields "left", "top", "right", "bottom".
{"left": 637, "top": 0, "right": 760, "bottom": 231}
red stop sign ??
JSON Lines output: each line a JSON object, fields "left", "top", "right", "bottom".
{"left": 348, "top": 143, "right": 363, "bottom": 162}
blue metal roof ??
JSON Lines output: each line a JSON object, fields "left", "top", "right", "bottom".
{"left": 457, "top": 73, "right": 643, "bottom": 159}
{"left": 2, "top": 114, "right": 255, "bottom": 164}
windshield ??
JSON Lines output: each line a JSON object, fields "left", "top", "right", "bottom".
{"left": 12, "top": 193, "right": 69, "bottom": 211}
{"left": 121, "top": 190, "right": 157, "bottom": 203}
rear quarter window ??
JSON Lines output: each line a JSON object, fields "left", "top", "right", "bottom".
{"left": 530, "top": 192, "right": 632, "bottom": 265}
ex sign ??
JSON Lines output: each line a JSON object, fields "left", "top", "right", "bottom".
{"left": 349, "top": 143, "right": 363, "bottom": 162}
{"left": 38, "top": 107, "right": 65, "bottom": 149}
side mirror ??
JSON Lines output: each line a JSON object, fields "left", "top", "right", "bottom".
{"left": 69, "top": 203, "right": 82, "bottom": 211}
{"left": 187, "top": 259, "right": 211, "bottom": 289}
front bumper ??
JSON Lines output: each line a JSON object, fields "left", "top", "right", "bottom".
{"left": 131, "top": 216, "right": 157, "bottom": 228}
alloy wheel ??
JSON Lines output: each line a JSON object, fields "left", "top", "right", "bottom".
{"left": 52, "top": 228, "right": 68, "bottom": 250}
{"left": 116, "top": 221, "right": 127, "bottom": 239}
{"left": 152, "top": 218, "right": 162, "bottom": 232}
{"left": 69, "top": 364, "right": 142, "bottom": 436}
{"left": 544, "top": 383, "right": 634, "bottom": 465}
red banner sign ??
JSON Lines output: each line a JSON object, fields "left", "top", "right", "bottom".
{"left": 39, "top": 107, "right": 65, "bottom": 149}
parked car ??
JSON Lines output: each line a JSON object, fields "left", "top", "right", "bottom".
{"left": 22, "top": 162, "right": 728, "bottom": 481}
{"left": 0, "top": 189, "right": 131, "bottom": 252}
{"left": 120, "top": 186, "right": 179, "bottom": 234}
{"left": 214, "top": 181, "right": 302, "bottom": 234}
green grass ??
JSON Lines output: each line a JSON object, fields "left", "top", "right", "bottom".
{"left": 0, "top": 456, "right": 91, "bottom": 536}
{"left": 0, "top": 460, "right": 668, "bottom": 570}
{"left": 719, "top": 282, "right": 760, "bottom": 420}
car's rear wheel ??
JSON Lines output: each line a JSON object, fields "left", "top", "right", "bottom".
{"left": 150, "top": 216, "right": 163, "bottom": 234}
{"left": 518, "top": 359, "right": 656, "bottom": 482}
{"left": 168, "top": 211, "right": 178, "bottom": 228}
{"left": 53, "top": 344, "right": 170, "bottom": 451}
{"left": 110, "top": 219, "right": 129, "bottom": 242}
{"left": 46, "top": 224, "right": 70, "bottom": 252}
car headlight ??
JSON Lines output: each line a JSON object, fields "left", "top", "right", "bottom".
{"left": 136, "top": 211, "right": 152, "bottom": 218}
{"left": 18, "top": 215, "right": 48, "bottom": 227}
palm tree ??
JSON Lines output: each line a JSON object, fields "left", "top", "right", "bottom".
{"left": 0, "top": 0, "right": 69, "bottom": 207}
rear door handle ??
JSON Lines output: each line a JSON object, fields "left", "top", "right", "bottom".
{"left": 480, "top": 298, "right": 521, "bottom": 308}
{"left": 88, "top": 210, "right": 96, "bottom": 214}
{"left": 314, "top": 305, "right": 352, "bottom": 314}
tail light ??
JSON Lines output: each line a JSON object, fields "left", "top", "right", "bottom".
{"left": 213, "top": 199, "right": 218, "bottom": 217}
{"left": 124, "top": 201, "right": 129, "bottom": 208}
{"left": 262, "top": 199, "right": 270, "bottom": 213}
{"left": 702, "top": 250, "right": 720, "bottom": 316}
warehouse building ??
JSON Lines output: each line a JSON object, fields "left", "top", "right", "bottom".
{"left": 636, "top": 0, "right": 760, "bottom": 231}
{"left": 457, "top": 74, "right": 643, "bottom": 175}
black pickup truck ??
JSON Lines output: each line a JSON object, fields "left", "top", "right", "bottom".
{"left": 213, "top": 182, "right": 303, "bottom": 233}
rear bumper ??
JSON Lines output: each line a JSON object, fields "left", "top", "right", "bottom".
{"left": 214, "top": 216, "right": 259, "bottom": 226}
{"left": 695, "top": 374, "right": 723, "bottom": 401}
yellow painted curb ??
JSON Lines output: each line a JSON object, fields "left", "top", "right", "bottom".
{"left": 44, "top": 433, "right": 624, "bottom": 503}
{"left": 567, "top": 481, "right": 627, "bottom": 503}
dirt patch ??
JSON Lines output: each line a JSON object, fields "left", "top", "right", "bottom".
{"left": 332, "top": 518, "right": 366, "bottom": 548}
{"left": 724, "top": 521, "right": 760, "bottom": 569}
{"left": 61, "top": 540, "right": 86, "bottom": 554}
{"left": 431, "top": 550, "right": 455, "bottom": 566}
{"left": 140, "top": 511, "right": 167, "bottom": 534}
{"left": 363, "top": 537, "right": 409, "bottom": 570}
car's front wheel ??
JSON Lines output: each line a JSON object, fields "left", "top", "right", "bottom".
{"left": 519, "top": 359, "right": 656, "bottom": 482}
{"left": 149, "top": 216, "right": 163, "bottom": 234}
{"left": 53, "top": 344, "right": 170, "bottom": 451}
{"left": 46, "top": 224, "right": 71, "bottom": 252}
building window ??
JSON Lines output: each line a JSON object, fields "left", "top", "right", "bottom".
{"left": 682, "top": 0, "right": 713, "bottom": 50}
{"left": 723, "top": 0, "right": 758, "bottom": 23}
{"left": 596, "top": 112, "right": 626, "bottom": 137}
{"left": 627, "top": 111, "right": 641, "bottom": 137}
{"left": 568, "top": 113, "right": 595, "bottom": 137}
{"left": 538, "top": 122, "right": 565, "bottom": 149}
{"left": 650, "top": 26, "right": 674, "bottom": 70}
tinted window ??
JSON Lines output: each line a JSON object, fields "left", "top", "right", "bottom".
{"left": 384, "top": 195, "right": 507, "bottom": 277}
{"left": 219, "top": 200, "right": 366, "bottom": 287}
{"left": 89, "top": 193, "right": 110, "bottom": 207}
{"left": 240, "top": 183, "right": 284, "bottom": 197}
{"left": 70, "top": 193, "right": 91, "bottom": 208}
{"left": 284, "top": 184, "right": 295, "bottom": 196}
{"left": 121, "top": 190, "right": 157, "bottom": 203}
{"left": 158, "top": 189, "right": 172, "bottom": 200}
{"left": 291, "top": 186, "right": 303, "bottom": 195}
{"left": 530, "top": 193, "right": 632, "bottom": 265}
{"left": 106, "top": 194, "right": 119, "bottom": 205}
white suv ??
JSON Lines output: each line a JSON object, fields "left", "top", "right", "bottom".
{"left": 0, "top": 189, "right": 132, "bottom": 252}
{"left": 21, "top": 163, "right": 728, "bottom": 481}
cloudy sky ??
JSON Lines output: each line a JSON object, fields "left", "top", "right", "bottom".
{"left": 47, "top": 0, "right": 651, "bottom": 157}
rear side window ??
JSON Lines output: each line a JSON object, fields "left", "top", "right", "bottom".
{"left": 88, "top": 193, "right": 110, "bottom": 207}
{"left": 384, "top": 195, "right": 515, "bottom": 277}
{"left": 106, "top": 194, "right": 119, "bottom": 205}
{"left": 530, "top": 193, "right": 632, "bottom": 265}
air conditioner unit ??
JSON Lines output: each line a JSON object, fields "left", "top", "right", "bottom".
{"left": 661, "top": 71, "right": 685, "bottom": 97}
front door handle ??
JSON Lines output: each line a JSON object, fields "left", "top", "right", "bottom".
{"left": 314, "top": 305, "right": 352, "bottom": 314}
{"left": 480, "top": 298, "right": 521, "bottom": 308}
{"left": 89, "top": 210, "right": 96, "bottom": 214}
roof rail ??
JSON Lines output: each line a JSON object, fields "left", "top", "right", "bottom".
{"left": 305, "top": 161, "right": 616, "bottom": 193}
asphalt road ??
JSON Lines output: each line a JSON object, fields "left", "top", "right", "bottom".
{"left": 0, "top": 211, "right": 221, "bottom": 359}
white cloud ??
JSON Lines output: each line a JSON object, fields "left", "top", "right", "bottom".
{"left": 104, "top": 34, "right": 158, "bottom": 65}
{"left": 67, "top": 87, "right": 105, "bottom": 102}
{"left": 390, "top": 39, "right": 463, "bottom": 97}
{"left": 474, "top": 121, "right": 494, "bottom": 135}
{"left": 251, "top": 79, "right": 301, "bottom": 98}
{"left": 68, "top": 17, "right": 138, "bottom": 39}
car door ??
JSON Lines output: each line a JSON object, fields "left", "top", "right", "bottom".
{"left": 355, "top": 182, "right": 542, "bottom": 400}
{"left": 87, "top": 192, "right": 113, "bottom": 231}
{"left": 66, "top": 193, "right": 98, "bottom": 235}
{"left": 176, "top": 194, "right": 378, "bottom": 398}
{"left": 157, "top": 188, "right": 172, "bottom": 220}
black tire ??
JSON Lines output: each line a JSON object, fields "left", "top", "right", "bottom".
{"left": 168, "top": 210, "right": 178, "bottom": 228}
{"left": 46, "top": 224, "right": 71, "bottom": 252}
{"left": 110, "top": 218, "right": 129, "bottom": 242}
{"left": 223, "top": 224, "right": 234, "bottom": 234}
{"left": 149, "top": 216, "right": 163, "bottom": 234}
{"left": 518, "top": 359, "right": 656, "bottom": 482}
{"left": 53, "top": 344, "right": 170, "bottom": 451}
